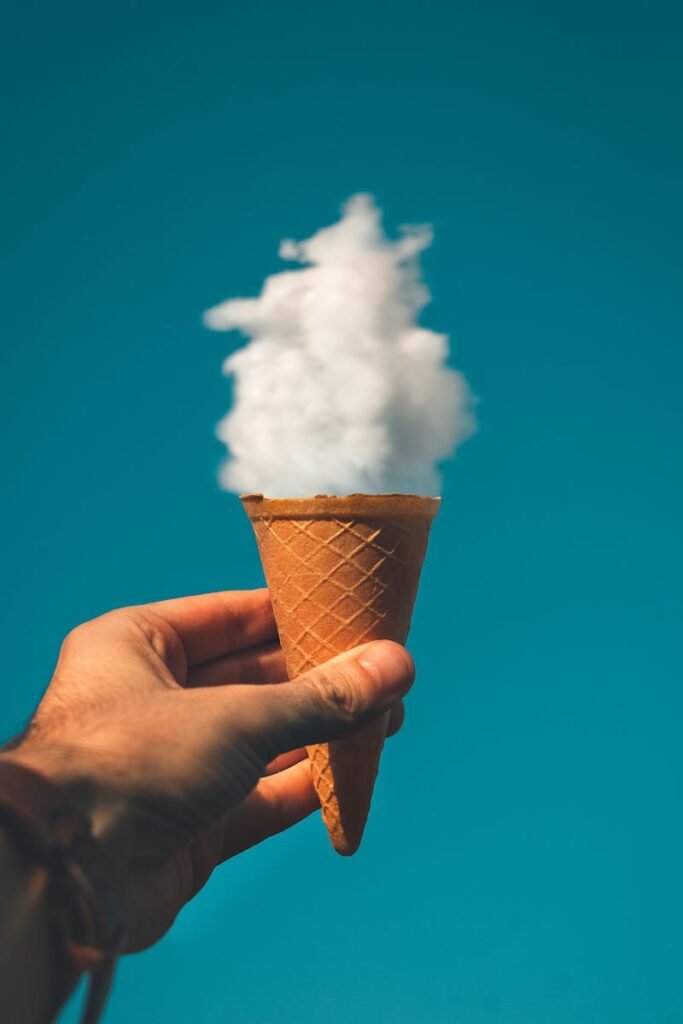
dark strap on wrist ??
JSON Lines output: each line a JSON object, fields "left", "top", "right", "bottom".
{"left": 0, "top": 759, "right": 125, "bottom": 1024}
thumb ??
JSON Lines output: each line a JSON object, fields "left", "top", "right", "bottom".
{"left": 252, "top": 640, "right": 415, "bottom": 755}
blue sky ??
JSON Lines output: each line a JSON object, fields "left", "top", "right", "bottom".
{"left": 2, "top": 2, "right": 682, "bottom": 1021}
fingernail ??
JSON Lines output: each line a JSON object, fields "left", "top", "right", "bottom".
{"left": 358, "top": 641, "right": 414, "bottom": 697}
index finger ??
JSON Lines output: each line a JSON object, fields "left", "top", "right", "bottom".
{"left": 144, "top": 589, "right": 278, "bottom": 665}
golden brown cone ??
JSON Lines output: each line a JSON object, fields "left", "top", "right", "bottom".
{"left": 241, "top": 493, "right": 439, "bottom": 855}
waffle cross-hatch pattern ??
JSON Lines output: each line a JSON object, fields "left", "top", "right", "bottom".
{"left": 242, "top": 494, "right": 439, "bottom": 854}
{"left": 254, "top": 517, "right": 415, "bottom": 673}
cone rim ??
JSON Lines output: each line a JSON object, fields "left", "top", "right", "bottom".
{"left": 241, "top": 493, "right": 441, "bottom": 520}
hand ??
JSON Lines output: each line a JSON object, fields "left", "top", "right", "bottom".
{"left": 2, "top": 590, "right": 414, "bottom": 951}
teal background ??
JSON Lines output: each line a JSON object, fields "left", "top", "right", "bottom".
{"left": 2, "top": 2, "right": 682, "bottom": 1022}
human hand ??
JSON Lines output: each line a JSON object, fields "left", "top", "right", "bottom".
{"left": 2, "top": 590, "right": 414, "bottom": 951}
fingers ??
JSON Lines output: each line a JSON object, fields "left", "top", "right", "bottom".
{"left": 217, "top": 698, "right": 407, "bottom": 860}
{"left": 186, "top": 641, "right": 287, "bottom": 689}
{"left": 143, "top": 589, "right": 277, "bottom": 665}
{"left": 386, "top": 700, "right": 405, "bottom": 737}
{"left": 262, "top": 700, "right": 405, "bottom": 775}
{"left": 278, "top": 640, "right": 414, "bottom": 748}
{"left": 263, "top": 748, "right": 308, "bottom": 774}
{"left": 224, "top": 640, "right": 414, "bottom": 758}
{"left": 217, "top": 759, "right": 319, "bottom": 862}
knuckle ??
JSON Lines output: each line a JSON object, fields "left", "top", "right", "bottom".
{"left": 304, "top": 668, "right": 360, "bottom": 722}
{"left": 60, "top": 609, "right": 127, "bottom": 654}
{"left": 126, "top": 609, "right": 186, "bottom": 671}
{"left": 59, "top": 620, "right": 95, "bottom": 656}
{"left": 59, "top": 606, "right": 186, "bottom": 678}
{"left": 262, "top": 778, "right": 287, "bottom": 832}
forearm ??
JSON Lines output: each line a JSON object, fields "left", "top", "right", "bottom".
{"left": 0, "top": 824, "right": 77, "bottom": 1024}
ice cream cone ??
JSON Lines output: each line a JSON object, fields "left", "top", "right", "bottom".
{"left": 241, "top": 493, "right": 439, "bottom": 855}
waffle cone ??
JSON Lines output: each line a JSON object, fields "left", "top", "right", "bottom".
{"left": 241, "top": 493, "right": 439, "bottom": 855}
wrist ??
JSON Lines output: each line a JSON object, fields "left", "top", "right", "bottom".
{"left": 0, "top": 742, "right": 122, "bottom": 867}
{"left": 0, "top": 758, "right": 125, "bottom": 1023}
{"left": 1, "top": 740, "right": 91, "bottom": 818}
{"left": 0, "top": 819, "right": 79, "bottom": 1023}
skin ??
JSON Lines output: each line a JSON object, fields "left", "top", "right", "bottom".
{"left": 0, "top": 588, "right": 415, "bottom": 1021}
